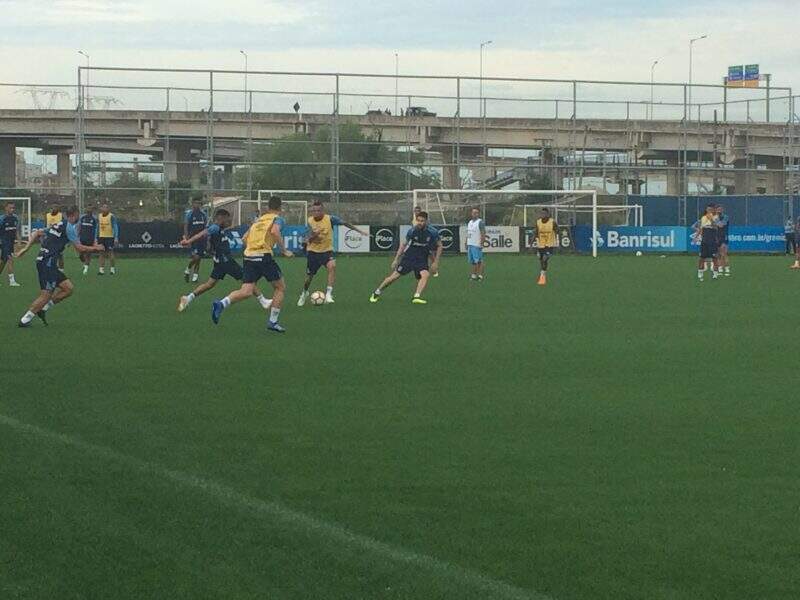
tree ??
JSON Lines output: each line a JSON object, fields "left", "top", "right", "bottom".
{"left": 241, "top": 122, "right": 439, "bottom": 193}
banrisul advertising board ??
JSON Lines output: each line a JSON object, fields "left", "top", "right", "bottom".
{"left": 573, "top": 226, "right": 687, "bottom": 253}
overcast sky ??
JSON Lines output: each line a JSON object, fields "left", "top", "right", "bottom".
{"left": 1, "top": 0, "right": 796, "bottom": 86}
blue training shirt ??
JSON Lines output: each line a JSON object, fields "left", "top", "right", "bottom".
{"left": 185, "top": 208, "right": 208, "bottom": 236}
{"left": 404, "top": 224, "right": 440, "bottom": 260}
{"left": 0, "top": 213, "right": 19, "bottom": 243}
{"left": 206, "top": 223, "right": 232, "bottom": 263}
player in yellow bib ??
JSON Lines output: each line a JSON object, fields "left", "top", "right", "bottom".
{"left": 45, "top": 205, "right": 65, "bottom": 269}
{"left": 211, "top": 196, "right": 293, "bottom": 332}
{"left": 96, "top": 203, "right": 119, "bottom": 275}
{"left": 534, "top": 208, "right": 558, "bottom": 286}
{"left": 297, "top": 201, "right": 368, "bottom": 306}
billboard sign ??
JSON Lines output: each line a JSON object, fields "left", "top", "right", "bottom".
{"left": 728, "top": 65, "right": 744, "bottom": 83}
{"left": 574, "top": 226, "right": 688, "bottom": 253}
{"left": 336, "top": 225, "right": 370, "bottom": 253}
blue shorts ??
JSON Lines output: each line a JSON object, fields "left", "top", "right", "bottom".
{"left": 190, "top": 240, "right": 207, "bottom": 258}
{"left": 307, "top": 251, "right": 334, "bottom": 276}
{"left": 396, "top": 256, "right": 428, "bottom": 280}
{"left": 36, "top": 258, "right": 67, "bottom": 291}
{"left": 1, "top": 241, "right": 13, "bottom": 261}
{"left": 99, "top": 237, "right": 115, "bottom": 251}
{"left": 467, "top": 245, "right": 483, "bottom": 265}
{"left": 242, "top": 256, "right": 282, "bottom": 283}
{"left": 210, "top": 259, "right": 243, "bottom": 281}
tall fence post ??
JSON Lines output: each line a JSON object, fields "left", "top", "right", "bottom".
{"left": 164, "top": 87, "right": 170, "bottom": 217}
{"left": 723, "top": 85, "right": 727, "bottom": 122}
{"left": 75, "top": 66, "right": 84, "bottom": 211}
{"left": 572, "top": 81, "right": 577, "bottom": 119}
{"left": 207, "top": 71, "right": 215, "bottom": 202}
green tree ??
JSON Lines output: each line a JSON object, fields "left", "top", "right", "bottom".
{"left": 242, "top": 123, "right": 439, "bottom": 193}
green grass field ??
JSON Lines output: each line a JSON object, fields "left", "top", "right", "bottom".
{"left": 1, "top": 253, "right": 798, "bottom": 600}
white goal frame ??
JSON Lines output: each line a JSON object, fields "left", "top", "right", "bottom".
{"left": 516, "top": 204, "right": 643, "bottom": 227}
{"left": 0, "top": 197, "right": 32, "bottom": 240}
{"left": 412, "top": 189, "right": 602, "bottom": 257}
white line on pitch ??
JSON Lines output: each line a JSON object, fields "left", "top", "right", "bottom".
{"left": 0, "top": 413, "right": 551, "bottom": 600}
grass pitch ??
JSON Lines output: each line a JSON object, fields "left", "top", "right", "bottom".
{"left": 1, "top": 253, "right": 797, "bottom": 600}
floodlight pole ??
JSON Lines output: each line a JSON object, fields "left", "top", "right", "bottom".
{"left": 688, "top": 35, "right": 708, "bottom": 116}
{"left": 394, "top": 52, "right": 399, "bottom": 115}
{"left": 650, "top": 60, "right": 659, "bottom": 120}
{"left": 78, "top": 50, "right": 90, "bottom": 108}
{"left": 240, "top": 50, "right": 248, "bottom": 112}
{"left": 479, "top": 40, "right": 492, "bottom": 118}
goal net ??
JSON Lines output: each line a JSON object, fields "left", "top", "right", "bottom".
{"left": 412, "top": 189, "right": 609, "bottom": 256}
{"left": 0, "top": 197, "right": 32, "bottom": 241}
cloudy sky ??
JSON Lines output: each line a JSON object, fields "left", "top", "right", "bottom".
{"left": 1, "top": 0, "right": 796, "bottom": 87}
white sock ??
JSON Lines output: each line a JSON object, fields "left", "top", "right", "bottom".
{"left": 110, "top": 267, "right": 115, "bottom": 273}
{"left": 9, "top": 274, "right": 15, "bottom": 283}
{"left": 725, "top": 266, "right": 730, "bottom": 273}
{"left": 184, "top": 268, "right": 191, "bottom": 275}
{"left": 326, "top": 286, "right": 333, "bottom": 294}
{"left": 269, "top": 307, "right": 281, "bottom": 322}
{"left": 373, "top": 288, "right": 382, "bottom": 296}
{"left": 257, "top": 293, "right": 267, "bottom": 303}
{"left": 21, "top": 311, "right": 34, "bottom": 324}
{"left": 44, "top": 301, "right": 54, "bottom": 311}
{"left": 99, "top": 267, "right": 104, "bottom": 273}
{"left": 697, "top": 270, "right": 703, "bottom": 278}
{"left": 540, "top": 270, "right": 546, "bottom": 276}
{"left": 413, "top": 292, "right": 421, "bottom": 298}
{"left": 221, "top": 297, "right": 231, "bottom": 308}
{"left": 186, "top": 293, "right": 195, "bottom": 303}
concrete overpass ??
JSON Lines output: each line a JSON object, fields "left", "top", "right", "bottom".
{"left": 1, "top": 108, "right": 798, "bottom": 194}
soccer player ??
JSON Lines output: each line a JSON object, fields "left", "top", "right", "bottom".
{"left": 45, "top": 204, "right": 64, "bottom": 270}
{"left": 297, "top": 201, "right": 368, "bottom": 306}
{"left": 791, "top": 218, "right": 800, "bottom": 269}
{"left": 211, "top": 196, "right": 293, "bottom": 333}
{"left": 183, "top": 198, "right": 208, "bottom": 283}
{"left": 694, "top": 204, "right": 720, "bottom": 281}
{"left": 412, "top": 204, "right": 439, "bottom": 277}
{"left": 369, "top": 210, "right": 442, "bottom": 305}
{"left": 0, "top": 202, "right": 21, "bottom": 286}
{"left": 97, "top": 203, "right": 119, "bottom": 275}
{"left": 15, "top": 206, "right": 103, "bottom": 327}
{"left": 177, "top": 208, "right": 272, "bottom": 312}
{"left": 465, "top": 206, "right": 486, "bottom": 281}
{"left": 715, "top": 204, "right": 731, "bottom": 276}
{"left": 78, "top": 206, "right": 98, "bottom": 275}
{"left": 534, "top": 208, "right": 558, "bottom": 285}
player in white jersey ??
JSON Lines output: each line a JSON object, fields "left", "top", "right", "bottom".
{"left": 465, "top": 207, "right": 486, "bottom": 281}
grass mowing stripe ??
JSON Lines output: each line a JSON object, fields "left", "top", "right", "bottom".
{"left": 0, "top": 412, "right": 550, "bottom": 600}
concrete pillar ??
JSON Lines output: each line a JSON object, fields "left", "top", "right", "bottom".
{"left": 666, "top": 153, "right": 683, "bottom": 196}
{"left": 56, "top": 153, "right": 72, "bottom": 192}
{"left": 165, "top": 143, "right": 200, "bottom": 186}
{"left": 443, "top": 146, "right": 461, "bottom": 189}
{"left": 0, "top": 142, "right": 16, "bottom": 188}
{"left": 223, "top": 163, "right": 234, "bottom": 190}
{"left": 733, "top": 160, "right": 750, "bottom": 195}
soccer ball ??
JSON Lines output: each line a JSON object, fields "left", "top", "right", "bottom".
{"left": 635, "top": 251, "right": 643, "bottom": 256}
{"left": 310, "top": 291, "right": 326, "bottom": 305}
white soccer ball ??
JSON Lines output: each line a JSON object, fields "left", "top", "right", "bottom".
{"left": 310, "top": 291, "right": 326, "bottom": 306}
{"left": 635, "top": 251, "right": 643, "bottom": 257}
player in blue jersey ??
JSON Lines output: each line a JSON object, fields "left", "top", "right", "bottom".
{"left": 14, "top": 206, "right": 103, "bottom": 327}
{"left": 78, "top": 206, "right": 99, "bottom": 275}
{"left": 183, "top": 198, "right": 208, "bottom": 283}
{"left": 369, "top": 210, "right": 442, "bottom": 304}
{"left": 0, "top": 202, "right": 21, "bottom": 287}
{"left": 177, "top": 208, "right": 273, "bottom": 312}
{"left": 715, "top": 204, "right": 731, "bottom": 276}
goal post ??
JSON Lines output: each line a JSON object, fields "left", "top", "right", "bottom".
{"left": 0, "top": 196, "right": 32, "bottom": 241}
{"left": 412, "top": 189, "right": 603, "bottom": 257}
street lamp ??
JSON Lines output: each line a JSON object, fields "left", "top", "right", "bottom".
{"left": 394, "top": 52, "right": 399, "bottom": 115}
{"left": 650, "top": 59, "right": 659, "bottom": 120}
{"left": 78, "top": 50, "right": 90, "bottom": 109}
{"left": 688, "top": 34, "right": 708, "bottom": 114}
{"left": 240, "top": 50, "right": 248, "bottom": 112}
{"left": 480, "top": 40, "right": 492, "bottom": 118}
